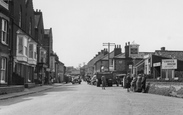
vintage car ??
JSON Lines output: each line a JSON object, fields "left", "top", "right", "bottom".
{"left": 72, "top": 78, "right": 81, "bottom": 84}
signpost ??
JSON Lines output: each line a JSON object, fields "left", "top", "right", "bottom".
{"left": 162, "top": 59, "right": 177, "bottom": 80}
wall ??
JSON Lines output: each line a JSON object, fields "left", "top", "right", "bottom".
{"left": 0, "top": 85, "right": 24, "bottom": 95}
{"left": 146, "top": 81, "right": 183, "bottom": 98}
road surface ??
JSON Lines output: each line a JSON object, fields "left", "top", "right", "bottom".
{"left": 0, "top": 82, "right": 183, "bottom": 115}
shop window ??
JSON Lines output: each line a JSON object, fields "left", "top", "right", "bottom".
{"left": 0, "top": 57, "right": 7, "bottom": 83}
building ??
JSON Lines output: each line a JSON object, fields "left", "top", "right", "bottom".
{"left": 94, "top": 45, "right": 122, "bottom": 73}
{"left": 0, "top": 0, "right": 10, "bottom": 86}
{"left": 86, "top": 49, "right": 108, "bottom": 77}
{"left": 34, "top": 9, "right": 47, "bottom": 85}
{"left": 42, "top": 28, "right": 53, "bottom": 84}
{"left": 144, "top": 47, "right": 183, "bottom": 79}
{"left": 57, "top": 61, "right": 65, "bottom": 83}
{"left": 10, "top": 0, "right": 37, "bottom": 87}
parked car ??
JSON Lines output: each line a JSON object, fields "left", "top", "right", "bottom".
{"left": 72, "top": 78, "right": 81, "bottom": 84}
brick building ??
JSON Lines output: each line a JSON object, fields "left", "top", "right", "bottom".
{"left": 34, "top": 9, "right": 47, "bottom": 85}
{"left": 0, "top": 0, "right": 10, "bottom": 86}
{"left": 9, "top": 0, "right": 38, "bottom": 87}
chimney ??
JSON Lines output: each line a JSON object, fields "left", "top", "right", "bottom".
{"left": 161, "top": 47, "right": 165, "bottom": 51}
{"left": 114, "top": 44, "right": 122, "bottom": 56}
{"left": 125, "top": 42, "right": 130, "bottom": 58}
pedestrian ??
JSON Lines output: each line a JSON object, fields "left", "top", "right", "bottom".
{"left": 141, "top": 74, "right": 146, "bottom": 93}
{"left": 130, "top": 74, "right": 137, "bottom": 92}
{"left": 126, "top": 74, "right": 132, "bottom": 92}
{"left": 101, "top": 75, "right": 106, "bottom": 90}
{"left": 136, "top": 74, "right": 142, "bottom": 92}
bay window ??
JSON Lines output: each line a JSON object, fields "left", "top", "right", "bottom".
{"left": 29, "top": 44, "right": 33, "bottom": 58}
{"left": 34, "top": 44, "right": 37, "bottom": 59}
{"left": 18, "top": 37, "right": 23, "bottom": 54}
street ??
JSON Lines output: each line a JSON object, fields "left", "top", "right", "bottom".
{"left": 0, "top": 82, "right": 183, "bottom": 115}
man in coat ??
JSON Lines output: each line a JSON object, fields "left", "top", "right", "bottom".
{"left": 101, "top": 75, "right": 106, "bottom": 90}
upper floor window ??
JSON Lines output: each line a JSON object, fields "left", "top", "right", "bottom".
{"left": 19, "top": 7, "right": 22, "bottom": 27}
{"left": 1, "top": 18, "right": 8, "bottom": 45}
{"left": 29, "top": 43, "right": 37, "bottom": 59}
{"left": 29, "top": 18, "right": 32, "bottom": 35}
{"left": 0, "top": 57, "right": 7, "bottom": 83}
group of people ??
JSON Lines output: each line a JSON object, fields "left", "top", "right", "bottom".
{"left": 124, "top": 73, "right": 147, "bottom": 93}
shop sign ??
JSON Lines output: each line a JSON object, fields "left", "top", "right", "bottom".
{"left": 153, "top": 62, "right": 161, "bottom": 67}
{"left": 162, "top": 59, "right": 177, "bottom": 69}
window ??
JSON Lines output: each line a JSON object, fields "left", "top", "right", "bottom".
{"left": 34, "top": 45, "right": 37, "bottom": 59}
{"left": 1, "top": 19, "right": 8, "bottom": 44}
{"left": 18, "top": 37, "right": 23, "bottom": 54}
{"left": 29, "top": 18, "right": 32, "bottom": 35}
{"left": 24, "top": 38, "right": 28, "bottom": 56}
{"left": 19, "top": 7, "right": 22, "bottom": 27}
{"left": 29, "top": 44, "right": 33, "bottom": 58}
{"left": 0, "top": 58, "right": 7, "bottom": 83}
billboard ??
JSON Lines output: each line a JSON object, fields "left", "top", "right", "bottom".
{"left": 162, "top": 59, "right": 177, "bottom": 69}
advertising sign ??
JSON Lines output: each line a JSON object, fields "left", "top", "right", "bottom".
{"left": 129, "top": 45, "right": 139, "bottom": 57}
{"left": 162, "top": 59, "right": 177, "bottom": 69}
{"left": 153, "top": 62, "right": 161, "bottom": 67}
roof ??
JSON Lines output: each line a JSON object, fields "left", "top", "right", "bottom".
{"left": 155, "top": 50, "right": 183, "bottom": 61}
{"left": 114, "top": 52, "right": 154, "bottom": 59}
{"left": 114, "top": 53, "right": 125, "bottom": 58}
{"left": 102, "top": 51, "right": 114, "bottom": 60}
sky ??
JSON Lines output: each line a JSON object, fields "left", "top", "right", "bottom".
{"left": 33, "top": 0, "right": 183, "bottom": 68}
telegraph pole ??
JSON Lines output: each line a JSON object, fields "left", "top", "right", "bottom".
{"left": 103, "top": 42, "right": 115, "bottom": 71}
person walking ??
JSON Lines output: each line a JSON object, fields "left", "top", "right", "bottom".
{"left": 141, "top": 74, "right": 147, "bottom": 93}
{"left": 126, "top": 74, "right": 132, "bottom": 92}
{"left": 131, "top": 75, "right": 137, "bottom": 92}
{"left": 136, "top": 74, "right": 142, "bottom": 92}
{"left": 101, "top": 75, "right": 106, "bottom": 90}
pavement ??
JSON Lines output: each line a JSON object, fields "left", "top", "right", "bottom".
{"left": 0, "top": 83, "right": 64, "bottom": 100}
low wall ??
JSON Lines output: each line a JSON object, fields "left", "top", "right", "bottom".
{"left": 146, "top": 81, "right": 183, "bottom": 98}
{"left": 0, "top": 85, "right": 24, "bottom": 95}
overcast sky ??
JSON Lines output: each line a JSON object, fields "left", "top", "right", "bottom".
{"left": 33, "top": 0, "right": 183, "bottom": 67}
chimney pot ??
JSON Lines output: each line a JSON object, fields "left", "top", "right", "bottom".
{"left": 161, "top": 47, "right": 165, "bottom": 51}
